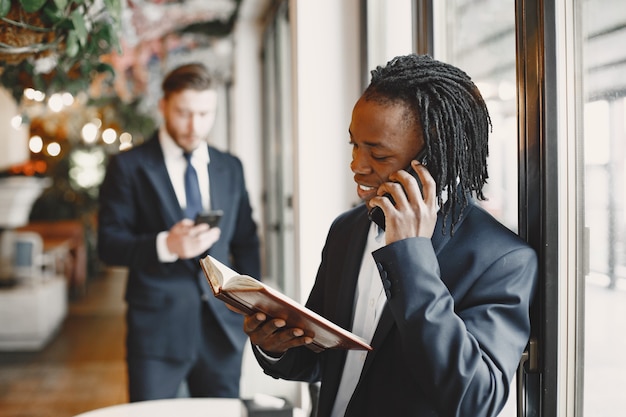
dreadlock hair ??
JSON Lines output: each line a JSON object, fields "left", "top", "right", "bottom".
{"left": 363, "top": 54, "right": 491, "bottom": 234}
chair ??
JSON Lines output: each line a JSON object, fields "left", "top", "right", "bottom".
{"left": 0, "top": 231, "right": 55, "bottom": 284}
{"left": 15, "top": 220, "right": 87, "bottom": 295}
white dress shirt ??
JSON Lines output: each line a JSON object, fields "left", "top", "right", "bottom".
{"left": 255, "top": 223, "right": 387, "bottom": 416}
{"left": 330, "top": 223, "right": 386, "bottom": 417}
{"left": 156, "top": 128, "right": 211, "bottom": 262}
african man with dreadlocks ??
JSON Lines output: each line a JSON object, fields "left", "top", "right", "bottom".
{"left": 242, "top": 54, "right": 538, "bottom": 417}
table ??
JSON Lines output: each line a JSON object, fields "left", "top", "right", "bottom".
{"left": 0, "top": 275, "right": 67, "bottom": 350}
{"left": 73, "top": 398, "right": 246, "bottom": 417}
{"left": 16, "top": 220, "right": 88, "bottom": 296}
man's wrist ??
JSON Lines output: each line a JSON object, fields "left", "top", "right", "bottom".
{"left": 254, "top": 344, "right": 284, "bottom": 363}
{"left": 157, "top": 231, "right": 179, "bottom": 262}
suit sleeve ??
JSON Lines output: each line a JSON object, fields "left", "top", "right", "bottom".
{"left": 372, "top": 234, "right": 537, "bottom": 417}
{"left": 227, "top": 157, "right": 261, "bottom": 279}
{"left": 97, "top": 153, "right": 160, "bottom": 270}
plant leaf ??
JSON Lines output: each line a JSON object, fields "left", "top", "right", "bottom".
{"left": 0, "top": 0, "right": 11, "bottom": 18}
{"left": 65, "top": 30, "right": 79, "bottom": 57}
{"left": 42, "top": 2, "right": 65, "bottom": 21}
{"left": 53, "top": 0, "right": 68, "bottom": 10}
{"left": 104, "top": 0, "right": 122, "bottom": 30}
{"left": 20, "top": 0, "right": 48, "bottom": 13}
{"left": 96, "top": 62, "right": 115, "bottom": 76}
{"left": 70, "top": 9, "right": 87, "bottom": 46}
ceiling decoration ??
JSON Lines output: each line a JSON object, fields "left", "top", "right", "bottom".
{"left": 123, "top": 0, "right": 241, "bottom": 45}
{"left": 0, "top": 0, "right": 242, "bottom": 106}
{"left": 100, "top": 0, "right": 242, "bottom": 106}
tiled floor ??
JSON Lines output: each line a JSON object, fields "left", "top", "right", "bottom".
{"left": 0, "top": 268, "right": 129, "bottom": 417}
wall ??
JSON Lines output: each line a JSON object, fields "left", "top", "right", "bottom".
{"left": 0, "top": 87, "right": 29, "bottom": 171}
{"left": 291, "top": 0, "right": 362, "bottom": 301}
{"left": 230, "top": 1, "right": 266, "bottom": 228}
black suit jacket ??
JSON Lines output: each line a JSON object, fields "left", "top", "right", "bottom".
{"left": 98, "top": 135, "right": 260, "bottom": 361}
{"left": 255, "top": 201, "right": 537, "bottom": 417}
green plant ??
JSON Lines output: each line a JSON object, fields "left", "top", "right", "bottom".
{"left": 0, "top": 0, "right": 122, "bottom": 103}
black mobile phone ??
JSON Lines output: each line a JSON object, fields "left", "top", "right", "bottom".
{"left": 368, "top": 149, "right": 428, "bottom": 230}
{"left": 195, "top": 210, "right": 224, "bottom": 227}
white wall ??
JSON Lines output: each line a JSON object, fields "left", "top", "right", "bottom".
{"left": 291, "top": 0, "right": 362, "bottom": 301}
{"left": 230, "top": 4, "right": 265, "bottom": 228}
{"left": 231, "top": 0, "right": 362, "bottom": 303}
{"left": 0, "top": 88, "right": 29, "bottom": 171}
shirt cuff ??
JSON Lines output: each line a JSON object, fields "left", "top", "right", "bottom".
{"left": 254, "top": 344, "right": 283, "bottom": 363}
{"left": 157, "top": 231, "right": 178, "bottom": 263}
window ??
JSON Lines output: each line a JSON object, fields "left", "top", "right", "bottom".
{"left": 365, "top": 0, "right": 414, "bottom": 76}
{"left": 433, "top": 0, "right": 518, "bottom": 231}
{"left": 578, "top": 1, "right": 626, "bottom": 415}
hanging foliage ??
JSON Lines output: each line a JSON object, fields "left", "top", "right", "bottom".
{"left": 0, "top": 0, "right": 122, "bottom": 103}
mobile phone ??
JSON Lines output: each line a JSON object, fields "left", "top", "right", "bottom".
{"left": 367, "top": 149, "right": 428, "bottom": 230}
{"left": 195, "top": 210, "right": 224, "bottom": 227}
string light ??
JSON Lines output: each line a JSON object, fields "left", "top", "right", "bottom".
{"left": 46, "top": 142, "right": 61, "bottom": 156}
{"left": 29, "top": 136, "right": 44, "bottom": 153}
{"left": 81, "top": 122, "right": 99, "bottom": 144}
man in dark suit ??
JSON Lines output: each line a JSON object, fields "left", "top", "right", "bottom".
{"left": 97, "top": 63, "right": 260, "bottom": 402}
{"left": 241, "top": 54, "right": 538, "bottom": 416}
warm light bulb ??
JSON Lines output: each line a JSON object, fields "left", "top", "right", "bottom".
{"left": 119, "top": 132, "right": 132, "bottom": 144}
{"left": 81, "top": 122, "right": 99, "bottom": 144}
{"left": 102, "top": 128, "right": 117, "bottom": 144}
{"left": 23, "top": 88, "right": 36, "bottom": 100}
{"left": 47, "top": 142, "right": 61, "bottom": 156}
{"left": 48, "top": 93, "right": 64, "bottom": 112}
{"left": 29, "top": 135, "right": 43, "bottom": 153}
{"left": 62, "top": 92, "right": 74, "bottom": 107}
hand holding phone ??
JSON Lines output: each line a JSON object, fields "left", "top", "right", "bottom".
{"left": 368, "top": 150, "right": 428, "bottom": 230}
{"left": 195, "top": 210, "right": 224, "bottom": 228}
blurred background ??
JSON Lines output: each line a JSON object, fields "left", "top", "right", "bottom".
{"left": 0, "top": 1, "right": 625, "bottom": 417}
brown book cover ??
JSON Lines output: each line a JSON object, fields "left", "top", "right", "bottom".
{"left": 199, "top": 255, "right": 372, "bottom": 353}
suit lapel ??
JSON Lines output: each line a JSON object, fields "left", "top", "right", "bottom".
{"left": 141, "top": 136, "right": 201, "bottom": 275}
{"left": 207, "top": 147, "right": 227, "bottom": 211}
{"left": 142, "top": 136, "right": 183, "bottom": 226}
{"left": 335, "top": 210, "right": 371, "bottom": 330}
{"left": 319, "top": 208, "right": 371, "bottom": 412}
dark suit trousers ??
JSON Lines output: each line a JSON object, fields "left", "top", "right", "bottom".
{"left": 127, "top": 302, "right": 244, "bottom": 402}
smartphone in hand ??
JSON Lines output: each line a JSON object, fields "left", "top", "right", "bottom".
{"left": 368, "top": 149, "right": 428, "bottom": 230}
{"left": 195, "top": 210, "right": 224, "bottom": 228}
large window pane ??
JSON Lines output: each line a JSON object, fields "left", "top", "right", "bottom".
{"left": 433, "top": 1, "right": 517, "bottom": 416}
{"left": 434, "top": 0, "right": 518, "bottom": 231}
{"left": 366, "top": 0, "right": 414, "bottom": 74}
{"left": 579, "top": 1, "right": 626, "bottom": 415}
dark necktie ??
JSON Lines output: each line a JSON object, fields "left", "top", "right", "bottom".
{"left": 183, "top": 152, "right": 203, "bottom": 219}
